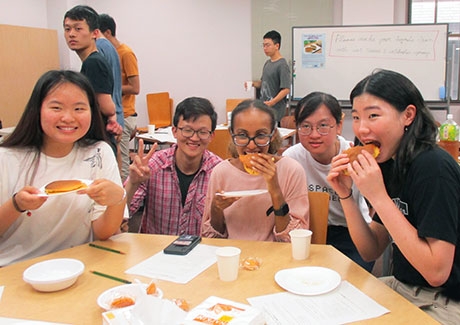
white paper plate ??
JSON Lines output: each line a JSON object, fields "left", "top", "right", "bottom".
{"left": 275, "top": 266, "right": 341, "bottom": 296}
{"left": 36, "top": 179, "right": 93, "bottom": 197}
{"left": 97, "top": 283, "right": 163, "bottom": 311}
{"left": 216, "top": 189, "right": 268, "bottom": 198}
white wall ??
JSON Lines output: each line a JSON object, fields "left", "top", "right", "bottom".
{"left": 2, "top": 0, "right": 252, "bottom": 126}
{"left": 1, "top": 0, "right": 456, "bottom": 129}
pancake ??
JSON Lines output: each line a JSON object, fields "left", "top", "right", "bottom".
{"left": 44, "top": 180, "right": 87, "bottom": 194}
{"left": 239, "top": 154, "right": 258, "bottom": 175}
{"left": 342, "top": 144, "right": 380, "bottom": 175}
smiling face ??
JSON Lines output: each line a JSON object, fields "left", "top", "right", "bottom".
{"left": 298, "top": 104, "right": 342, "bottom": 165}
{"left": 232, "top": 108, "right": 274, "bottom": 155}
{"left": 41, "top": 82, "right": 91, "bottom": 157}
{"left": 351, "top": 93, "right": 415, "bottom": 162}
{"left": 172, "top": 115, "right": 213, "bottom": 161}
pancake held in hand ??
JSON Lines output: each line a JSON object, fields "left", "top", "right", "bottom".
{"left": 44, "top": 180, "right": 88, "bottom": 194}
{"left": 239, "top": 154, "right": 259, "bottom": 175}
{"left": 342, "top": 144, "right": 380, "bottom": 175}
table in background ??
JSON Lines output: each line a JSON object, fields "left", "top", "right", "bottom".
{"left": 0, "top": 233, "right": 438, "bottom": 325}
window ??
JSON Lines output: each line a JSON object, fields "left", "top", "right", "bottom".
{"left": 410, "top": 0, "right": 460, "bottom": 101}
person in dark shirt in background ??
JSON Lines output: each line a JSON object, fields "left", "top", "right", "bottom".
{"left": 63, "top": 5, "right": 122, "bottom": 156}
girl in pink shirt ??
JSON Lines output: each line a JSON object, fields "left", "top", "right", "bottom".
{"left": 201, "top": 99, "right": 309, "bottom": 241}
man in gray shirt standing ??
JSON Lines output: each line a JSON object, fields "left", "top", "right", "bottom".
{"left": 251, "top": 30, "right": 291, "bottom": 123}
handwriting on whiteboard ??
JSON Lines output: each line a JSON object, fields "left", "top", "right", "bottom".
{"left": 330, "top": 30, "right": 440, "bottom": 61}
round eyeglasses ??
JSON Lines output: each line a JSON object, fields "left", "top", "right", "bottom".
{"left": 297, "top": 123, "right": 336, "bottom": 136}
{"left": 231, "top": 132, "right": 274, "bottom": 147}
{"left": 177, "top": 127, "right": 212, "bottom": 140}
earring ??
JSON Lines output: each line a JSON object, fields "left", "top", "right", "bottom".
{"left": 404, "top": 126, "right": 408, "bottom": 132}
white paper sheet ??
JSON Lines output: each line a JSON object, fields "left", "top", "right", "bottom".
{"left": 0, "top": 318, "right": 68, "bottom": 325}
{"left": 125, "top": 244, "right": 217, "bottom": 284}
{"left": 247, "top": 281, "right": 389, "bottom": 325}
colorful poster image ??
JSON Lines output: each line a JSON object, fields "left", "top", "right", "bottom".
{"left": 302, "top": 33, "right": 326, "bottom": 68}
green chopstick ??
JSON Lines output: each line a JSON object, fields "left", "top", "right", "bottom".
{"left": 89, "top": 270, "right": 132, "bottom": 284}
{"left": 89, "top": 243, "right": 125, "bottom": 255}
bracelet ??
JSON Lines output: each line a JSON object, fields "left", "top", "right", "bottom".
{"left": 338, "top": 189, "right": 353, "bottom": 200}
{"left": 12, "top": 193, "right": 26, "bottom": 213}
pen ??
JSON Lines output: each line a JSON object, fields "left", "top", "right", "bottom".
{"left": 89, "top": 270, "right": 132, "bottom": 284}
{"left": 89, "top": 243, "right": 125, "bottom": 255}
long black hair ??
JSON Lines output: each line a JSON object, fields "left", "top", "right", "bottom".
{"left": 1, "top": 70, "right": 107, "bottom": 183}
{"left": 294, "top": 91, "right": 342, "bottom": 126}
{"left": 350, "top": 69, "right": 437, "bottom": 185}
{"left": 1, "top": 69, "right": 106, "bottom": 149}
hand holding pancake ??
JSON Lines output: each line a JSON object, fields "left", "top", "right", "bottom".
{"left": 13, "top": 187, "right": 48, "bottom": 213}
{"left": 77, "top": 179, "right": 126, "bottom": 207}
{"left": 341, "top": 144, "right": 380, "bottom": 176}
{"left": 327, "top": 144, "right": 383, "bottom": 201}
{"left": 239, "top": 153, "right": 279, "bottom": 179}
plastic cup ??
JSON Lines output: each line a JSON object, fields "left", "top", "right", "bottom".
{"left": 289, "top": 229, "right": 312, "bottom": 260}
{"left": 148, "top": 124, "right": 155, "bottom": 135}
{"left": 216, "top": 246, "right": 241, "bottom": 281}
{"left": 245, "top": 81, "right": 253, "bottom": 91}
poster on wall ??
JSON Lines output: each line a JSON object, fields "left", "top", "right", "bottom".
{"left": 301, "top": 33, "right": 326, "bottom": 68}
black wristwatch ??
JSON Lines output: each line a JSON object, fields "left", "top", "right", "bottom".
{"left": 266, "top": 203, "right": 290, "bottom": 217}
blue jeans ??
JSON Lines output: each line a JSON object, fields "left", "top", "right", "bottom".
{"left": 327, "top": 225, "right": 375, "bottom": 272}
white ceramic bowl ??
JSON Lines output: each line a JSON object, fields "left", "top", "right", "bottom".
{"left": 23, "top": 258, "right": 84, "bottom": 292}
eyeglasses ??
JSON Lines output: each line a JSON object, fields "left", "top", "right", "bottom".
{"left": 177, "top": 127, "right": 212, "bottom": 140}
{"left": 231, "top": 132, "right": 274, "bottom": 147}
{"left": 297, "top": 123, "right": 336, "bottom": 136}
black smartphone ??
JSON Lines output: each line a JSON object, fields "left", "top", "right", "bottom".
{"left": 163, "top": 235, "right": 201, "bottom": 255}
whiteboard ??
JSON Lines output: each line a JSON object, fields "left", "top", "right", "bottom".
{"left": 292, "top": 24, "right": 448, "bottom": 101}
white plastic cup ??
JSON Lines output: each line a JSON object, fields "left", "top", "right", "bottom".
{"left": 245, "top": 81, "right": 253, "bottom": 91}
{"left": 216, "top": 246, "right": 241, "bottom": 281}
{"left": 148, "top": 124, "right": 155, "bottom": 135}
{"left": 289, "top": 229, "right": 312, "bottom": 260}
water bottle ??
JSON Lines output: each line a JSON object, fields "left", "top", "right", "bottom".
{"left": 439, "top": 114, "right": 459, "bottom": 141}
{"left": 439, "top": 114, "right": 459, "bottom": 161}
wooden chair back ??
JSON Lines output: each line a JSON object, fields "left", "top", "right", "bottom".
{"left": 207, "top": 128, "right": 232, "bottom": 159}
{"left": 308, "top": 191, "right": 330, "bottom": 244}
{"left": 226, "top": 98, "right": 250, "bottom": 123}
{"left": 146, "top": 92, "right": 173, "bottom": 128}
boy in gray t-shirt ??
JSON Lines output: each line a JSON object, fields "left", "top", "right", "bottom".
{"left": 251, "top": 30, "right": 291, "bottom": 123}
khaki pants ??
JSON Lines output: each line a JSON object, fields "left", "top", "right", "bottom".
{"left": 120, "top": 115, "right": 137, "bottom": 182}
{"left": 381, "top": 276, "right": 460, "bottom": 324}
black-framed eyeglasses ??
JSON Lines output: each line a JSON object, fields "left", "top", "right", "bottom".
{"left": 297, "top": 123, "right": 336, "bottom": 136}
{"left": 177, "top": 127, "right": 212, "bottom": 140}
{"left": 231, "top": 131, "right": 274, "bottom": 147}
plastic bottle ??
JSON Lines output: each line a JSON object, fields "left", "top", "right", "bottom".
{"left": 438, "top": 113, "right": 460, "bottom": 161}
{"left": 439, "top": 114, "right": 459, "bottom": 141}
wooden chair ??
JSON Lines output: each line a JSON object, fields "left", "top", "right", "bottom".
{"left": 207, "top": 128, "right": 232, "bottom": 159}
{"left": 308, "top": 191, "right": 330, "bottom": 244}
{"left": 277, "top": 115, "right": 298, "bottom": 155}
{"left": 138, "top": 92, "right": 173, "bottom": 133}
{"left": 226, "top": 98, "right": 250, "bottom": 124}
